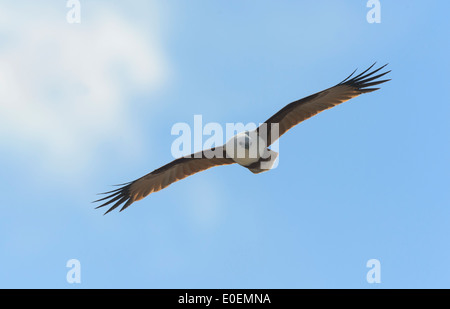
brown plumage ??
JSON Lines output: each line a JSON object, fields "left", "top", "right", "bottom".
{"left": 95, "top": 63, "right": 390, "bottom": 214}
{"left": 258, "top": 63, "right": 390, "bottom": 146}
{"left": 94, "top": 147, "right": 234, "bottom": 215}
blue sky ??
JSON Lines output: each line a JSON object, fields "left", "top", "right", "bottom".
{"left": 0, "top": 1, "right": 449, "bottom": 288}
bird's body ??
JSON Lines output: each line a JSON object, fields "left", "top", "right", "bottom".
{"left": 95, "top": 63, "right": 391, "bottom": 214}
{"left": 225, "top": 131, "right": 265, "bottom": 167}
{"left": 224, "top": 131, "right": 279, "bottom": 174}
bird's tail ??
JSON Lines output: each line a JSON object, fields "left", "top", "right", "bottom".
{"left": 247, "top": 149, "right": 279, "bottom": 174}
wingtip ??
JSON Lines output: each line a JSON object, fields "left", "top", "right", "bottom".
{"left": 103, "top": 208, "right": 114, "bottom": 215}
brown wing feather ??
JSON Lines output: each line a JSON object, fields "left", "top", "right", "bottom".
{"left": 259, "top": 63, "right": 391, "bottom": 146}
{"left": 94, "top": 147, "right": 234, "bottom": 214}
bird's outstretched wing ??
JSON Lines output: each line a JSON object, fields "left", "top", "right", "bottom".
{"left": 94, "top": 147, "right": 234, "bottom": 214}
{"left": 258, "top": 63, "right": 391, "bottom": 146}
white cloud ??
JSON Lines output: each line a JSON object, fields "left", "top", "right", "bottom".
{"left": 0, "top": 2, "right": 170, "bottom": 176}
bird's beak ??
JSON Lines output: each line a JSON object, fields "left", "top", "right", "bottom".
{"left": 244, "top": 136, "right": 251, "bottom": 149}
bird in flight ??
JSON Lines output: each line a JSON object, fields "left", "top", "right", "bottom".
{"left": 95, "top": 63, "right": 390, "bottom": 214}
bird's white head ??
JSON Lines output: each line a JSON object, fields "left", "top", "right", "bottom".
{"left": 225, "top": 130, "right": 266, "bottom": 166}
